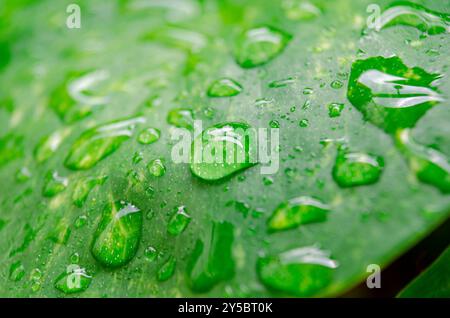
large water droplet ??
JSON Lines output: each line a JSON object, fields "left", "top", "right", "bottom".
{"left": 167, "top": 205, "right": 191, "bottom": 236}
{"left": 91, "top": 201, "right": 142, "bottom": 268}
{"left": 234, "top": 26, "right": 291, "bottom": 68}
{"left": 64, "top": 116, "right": 145, "bottom": 170}
{"left": 257, "top": 246, "right": 338, "bottom": 296}
{"left": 72, "top": 176, "right": 108, "bottom": 207}
{"left": 267, "top": 197, "right": 330, "bottom": 232}
{"left": 207, "top": 78, "right": 242, "bottom": 97}
{"left": 190, "top": 122, "right": 256, "bottom": 181}
{"left": 347, "top": 56, "right": 442, "bottom": 134}
{"left": 43, "top": 171, "right": 68, "bottom": 197}
{"left": 332, "top": 147, "right": 384, "bottom": 187}
{"left": 54, "top": 265, "right": 92, "bottom": 294}
{"left": 372, "top": 2, "right": 450, "bottom": 35}
{"left": 186, "top": 221, "right": 234, "bottom": 293}
{"left": 396, "top": 129, "right": 450, "bottom": 193}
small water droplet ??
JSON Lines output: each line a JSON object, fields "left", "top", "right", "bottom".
{"left": 167, "top": 108, "right": 194, "bottom": 130}
{"left": 157, "top": 256, "right": 176, "bottom": 281}
{"left": 74, "top": 215, "right": 88, "bottom": 229}
{"left": 269, "top": 120, "right": 280, "bottom": 128}
{"left": 267, "top": 197, "right": 330, "bottom": 232}
{"left": 330, "top": 80, "right": 343, "bottom": 89}
{"left": 144, "top": 246, "right": 157, "bottom": 262}
{"left": 34, "top": 130, "right": 67, "bottom": 163}
{"left": 298, "top": 119, "right": 309, "bottom": 127}
{"left": 234, "top": 26, "right": 291, "bottom": 68}
{"left": 148, "top": 158, "right": 166, "bottom": 177}
{"left": 167, "top": 206, "right": 191, "bottom": 236}
{"left": 91, "top": 201, "right": 142, "bottom": 268}
{"left": 282, "top": 0, "right": 321, "bottom": 21}
{"left": 268, "top": 77, "right": 297, "bottom": 88}
{"left": 15, "top": 167, "right": 32, "bottom": 183}
{"left": 0, "top": 134, "right": 23, "bottom": 168}
{"left": 138, "top": 128, "right": 160, "bottom": 145}
{"left": 43, "top": 171, "right": 68, "bottom": 197}
{"left": 328, "top": 103, "right": 344, "bottom": 118}
{"left": 9, "top": 261, "right": 25, "bottom": 282}
{"left": 263, "top": 176, "right": 274, "bottom": 185}
{"left": 207, "top": 78, "right": 242, "bottom": 97}
{"left": 72, "top": 175, "right": 107, "bottom": 207}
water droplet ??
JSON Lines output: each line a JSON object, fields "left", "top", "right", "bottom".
{"left": 269, "top": 120, "right": 280, "bottom": 128}
{"left": 190, "top": 122, "right": 256, "bottom": 181}
{"left": 303, "top": 87, "right": 314, "bottom": 95}
{"left": 0, "top": 134, "right": 23, "bottom": 168}
{"left": 234, "top": 26, "right": 291, "bottom": 68}
{"left": 187, "top": 222, "right": 235, "bottom": 292}
{"left": 132, "top": 151, "right": 144, "bottom": 164}
{"left": 157, "top": 256, "right": 176, "bottom": 281}
{"left": 167, "top": 206, "right": 191, "bottom": 236}
{"left": 268, "top": 77, "right": 297, "bottom": 88}
{"left": 15, "top": 167, "right": 32, "bottom": 183}
{"left": 144, "top": 246, "right": 157, "bottom": 262}
{"left": 91, "top": 201, "right": 142, "bottom": 268}
{"left": 332, "top": 147, "right": 384, "bottom": 187}
{"left": 267, "top": 197, "right": 329, "bottom": 232}
{"left": 299, "top": 119, "right": 309, "bottom": 127}
{"left": 263, "top": 176, "right": 274, "bottom": 185}
{"left": 167, "top": 108, "right": 194, "bottom": 130}
{"left": 48, "top": 222, "right": 71, "bottom": 245}
{"left": 257, "top": 246, "right": 338, "bottom": 296}
{"left": 43, "top": 171, "right": 68, "bottom": 197}
{"left": 372, "top": 2, "right": 450, "bottom": 35}
{"left": 148, "top": 158, "right": 166, "bottom": 177}
{"left": 396, "top": 129, "right": 450, "bottom": 193}
{"left": 282, "top": 0, "right": 321, "bottom": 21}
{"left": 72, "top": 176, "right": 107, "bottom": 207}
{"left": 34, "top": 130, "right": 67, "bottom": 163}
{"left": 347, "top": 56, "right": 442, "bottom": 134}
{"left": 330, "top": 80, "right": 343, "bottom": 89}
{"left": 9, "top": 261, "right": 25, "bottom": 282}
{"left": 54, "top": 265, "right": 92, "bottom": 294}
{"left": 328, "top": 103, "right": 345, "bottom": 118}
{"left": 70, "top": 252, "right": 80, "bottom": 264}
{"left": 207, "top": 78, "right": 242, "bottom": 97}
{"left": 74, "top": 215, "right": 88, "bottom": 229}
{"left": 138, "top": 128, "right": 160, "bottom": 145}
{"left": 65, "top": 117, "right": 146, "bottom": 170}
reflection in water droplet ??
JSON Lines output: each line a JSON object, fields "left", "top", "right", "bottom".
{"left": 396, "top": 129, "right": 450, "bottom": 193}
{"left": 190, "top": 122, "right": 256, "bottom": 181}
{"left": 373, "top": 2, "right": 450, "bottom": 35}
{"left": 347, "top": 56, "right": 442, "bottom": 134}
{"left": 267, "top": 197, "right": 330, "bottom": 232}
{"left": 167, "top": 206, "right": 191, "bottom": 236}
{"left": 207, "top": 78, "right": 242, "bottom": 97}
{"left": 72, "top": 176, "right": 108, "bottom": 207}
{"left": 187, "top": 221, "right": 234, "bottom": 293}
{"left": 332, "top": 147, "right": 384, "bottom": 187}
{"left": 91, "top": 201, "right": 142, "bottom": 268}
{"left": 138, "top": 128, "right": 160, "bottom": 145}
{"left": 43, "top": 171, "right": 68, "bottom": 197}
{"left": 65, "top": 117, "right": 145, "bottom": 170}
{"left": 234, "top": 26, "right": 291, "bottom": 68}
{"left": 257, "top": 246, "right": 338, "bottom": 296}
{"left": 167, "top": 108, "right": 194, "bottom": 130}
{"left": 54, "top": 265, "right": 92, "bottom": 294}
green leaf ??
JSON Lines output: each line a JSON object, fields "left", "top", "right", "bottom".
{"left": 398, "top": 246, "right": 450, "bottom": 297}
{"left": 0, "top": 0, "right": 449, "bottom": 297}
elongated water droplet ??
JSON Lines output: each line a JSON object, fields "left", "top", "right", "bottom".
{"left": 167, "top": 206, "right": 191, "bottom": 236}
{"left": 268, "top": 76, "right": 297, "bottom": 88}
{"left": 34, "top": 130, "right": 67, "bottom": 163}
{"left": 72, "top": 176, "right": 107, "bottom": 207}
{"left": 0, "top": 134, "right": 23, "bottom": 168}
{"left": 332, "top": 147, "right": 384, "bottom": 187}
{"left": 372, "top": 2, "right": 450, "bottom": 35}
{"left": 257, "top": 246, "right": 338, "bottom": 296}
{"left": 207, "top": 78, "right": 242, "bottom": 97}
{"left": 48, "top": 222, "right": 71, "bottom": 245}
{"left": 9, "top": 261, "right": 25, "bottom": 282}
{"left": 267, "top": 197, "right": 330, "bottom": 232}
{"left": 234, "top": 26, "right": 291, "bottom": 68}
{"left": 91, "top": 201, "right": 142, "bottom": 268}
{"left": 187, "top": 221, "right": 234, "bottom": 293}
{"left": 347, "top": 56, "right": 442, "bottom": 134}
{"left": 396, "top": 129, "right": 450, "bottom": 193}
{"left": 65, "top": 117, "right": 145, "bottom": 170}
{"left": 148, "top": 158, "right": 166, "bottom": 177}
{"left": 138, "top": 128, "right": 160, "bottom": 145}
{"left": 54, "top": 265, "right": 92, "bottom": 294}
{"left": 190, "top": 122, "right": 256, "bottom": 181}
{"left": 157, "top": 256, "right": 176, "bottom": 281}
{"left": 167, "top": 108, "right": 194, "bottom": 130}
{"left": 43, "top": 171, "right": 68, "bottom": 197}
